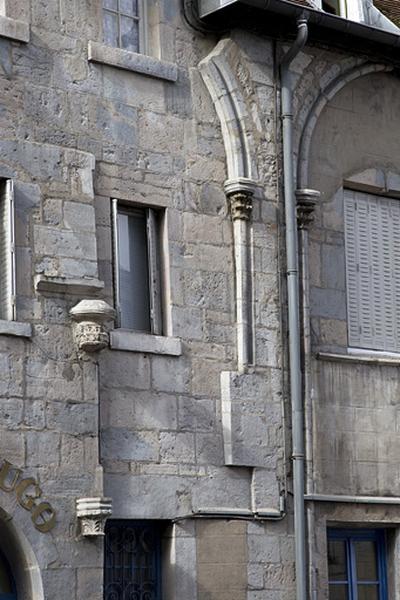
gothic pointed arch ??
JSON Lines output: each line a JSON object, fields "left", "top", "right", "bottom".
{"left": 199, "top": 38, "right": 259, "bottom": 188}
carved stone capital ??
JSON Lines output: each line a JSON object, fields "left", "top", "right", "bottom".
{"left": 229, "top": 192, "right": 253, "bottom": 221}
{"left": 76, "top": 497, "right": 112, "bottom": 537}
{"left": 70, "top": 299, "right": 115, "bottom": 353}
{"left": 296, "top": 189, "right": 321, "bottom": 229}
{"left": 73, "top": 321, "right": 109, "bottom": 352}
{"left": 224, "top": 178, "right": 257, "bottom": 221}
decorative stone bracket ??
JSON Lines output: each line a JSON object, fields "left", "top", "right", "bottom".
{"left": 76, "top": 497, "right": 113, "bottom": 537}
{"left": 296, "top": 188, "right": 320, "bottom": 229}
{"left": 69, "top": 299, "right": 115, "bottom": 352}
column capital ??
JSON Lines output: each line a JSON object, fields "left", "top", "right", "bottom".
{"left": 296, "top": 188, "right": 320, "bottom": 229}
{"left": 224, "top": 178, "right": 257, "bottom": 221}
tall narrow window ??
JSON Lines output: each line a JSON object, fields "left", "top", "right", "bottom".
{"left": 328, "top": 529, "right": 388, "bottom": 600}
{"left": 104, "top": 520, "right": 163, "bottom": 600}
{"left": 344, "top": 190, "right": 400, "bottom": 352}
{"left": 0, "top": 180, "right": 16, "bottom": 322}
{"left": 112, "top": 201, "right": 162, "bottom": 333}
{"left": 103, "top": 0, "right": 146, "bottom": 53}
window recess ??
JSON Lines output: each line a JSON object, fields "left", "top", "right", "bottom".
{"left": 344, "top": 190, "right": 400, "bottom": 353}
{"left": 327, "top": 528, "right": 387, "bottom": 600}
{"left": 112, "top": 200, "right": 163, "bottom": 334}
{"left": 0, "top": 180, "right": 16, "bottom": 322}
{"left": 104, "top": 520, "right": 165, "bottom": 600}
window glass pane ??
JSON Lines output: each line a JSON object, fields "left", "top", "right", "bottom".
{"left": 120, "top": 16, "right": 139, "bottom": 52}
{"left": 117, "top": 210, "right": 151, "bottom": 331}
{"left": 357, "top": 585, "right": 379, "bottom": 600}
{"left": 355, "top": 541, "right": 378, "bottom": 582}
{"left": 328, "top": 540, "right": 348, "bottom": 581}
{"left": 103, "top": 11, "right": 119, "bottom": 47}
{"left": 120, "top": 0, "right": 138, "bottom": 16}
{"left": 103, "top": 0, "right": 118, "bottom": 10}
{"left": 329, "top": 584, "right": 348, "bottom": 600}
{"left": 322, "top": 0, "right": 340, "bottom": 14}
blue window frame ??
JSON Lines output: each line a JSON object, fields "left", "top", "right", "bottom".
{"left": 0, "top": 550, "right": 16, "bottom": 600}
{"left": 104, "top": 520, "right": 163, "bottom": 600}
{"left": 327, "top": 528, "right": 388, "bottom": 600}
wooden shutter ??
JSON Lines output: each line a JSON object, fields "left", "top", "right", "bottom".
{"left": 344, "top": 190, "right": 400, "bottom": 352}
{"left": 0, "top": 180, "right": 15, "bottom": 321}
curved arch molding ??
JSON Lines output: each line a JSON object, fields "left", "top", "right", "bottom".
{"left": 199, "top": 38, "right": 259, "bottom": 188}
{"left": 297, "top": 62, "right": 394, "bottom": 189}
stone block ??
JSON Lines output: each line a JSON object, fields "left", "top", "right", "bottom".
{"left": 63, "top": 201, "right": 96, "bottom": 232}
{"left": 46, "top": 401, "right": 98, "bottom": 436}
{"left": 26, "top": 431, "right": 60, "bottom": 467}
{"left": 151, "top": 356, "right": 190, "bottom": 394}
{"left": 101, "top": 427, "right": 159, "bottom": 462}
{"left": 0, "top": 397, "right": 23, "bottom": 429}
{"left": 159, "top": 432, "right": 195, "bottom": 464}
{"left": 220, "top": 371, "right": 283, "bottom": 468}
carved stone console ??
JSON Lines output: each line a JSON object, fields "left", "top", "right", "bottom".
{"left": 76, "top": 497, "right": 113, "bottom": 537}
{"left": 69, "top": 299, "right": 115, "bottom": 352}
{"left": 296, "top": 188, "right": 320, "bottom": 229}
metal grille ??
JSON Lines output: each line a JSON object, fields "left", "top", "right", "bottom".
{"left": 104, "top": 520, "right": 162, "bottom": 600}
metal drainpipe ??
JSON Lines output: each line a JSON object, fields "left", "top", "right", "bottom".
{"left": 280, "top": 17, "right": 308, "bottom": 600}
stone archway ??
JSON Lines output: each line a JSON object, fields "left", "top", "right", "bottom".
{"left": 0, "top": 508, "right": 44, "bottom": 600}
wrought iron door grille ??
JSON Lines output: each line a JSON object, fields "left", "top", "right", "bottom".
{"left": 104, "top": 520, "right": 163, "bottom": 600}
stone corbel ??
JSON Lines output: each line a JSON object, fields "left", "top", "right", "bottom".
{"left": 76, "top": 497, "right": 112, "bottom": 537}
{"left": 69, "top": 299, "right": 115, "bottom": 352}
{"left": 225, "top": 177, "right": 255, "bottom": 221}
{"left": 296, "top": 189, "right": 320, "bottom": 229}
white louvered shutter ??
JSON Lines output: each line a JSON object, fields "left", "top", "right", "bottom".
{"left": 0, "top": 180, "right": 15, "bottom": 321}
{"left": 344, "top": 190, "right": 400, "bottom": 352}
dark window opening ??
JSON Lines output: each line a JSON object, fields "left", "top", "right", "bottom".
{"left": 104, "top": 520, "right": 165, "bottom": 600}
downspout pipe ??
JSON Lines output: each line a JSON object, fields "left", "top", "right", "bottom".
{"left": 280, "top": 17, "right": 308, "bottom": 600}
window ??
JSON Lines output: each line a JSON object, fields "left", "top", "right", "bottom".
{"left": 112, "top": 201, "right": 163, "bottom": 333}
{"left": 104, "top": 520, "right": 164, "bottom": 600}
{"left": 102, "top": 0, "right": 146, "bottom": 54}
{"left": 0, "top": 180, "right": 15, "bottom": 322}
{"left": 344, "top": 190, "right": 400, "bottom": 353}
{"left": 322, "top": 0, "right": 341, "bottom": 14}
{"left": 0, "top": 550, "right": 16, "bottom": 600}
{"left": 328, "top": 528, "right": 387, "bottom": 600}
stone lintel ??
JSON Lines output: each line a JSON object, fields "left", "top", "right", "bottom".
{"left": 35, "top": 275, "right": 104, "bottom": 296}
{"left": 0, "top": 320, "right": 32, "bottom": 338}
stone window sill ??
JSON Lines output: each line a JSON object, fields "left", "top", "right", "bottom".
{"left": 0, "top": 320, "right": 32, "bottom": 338}
{"left": 317, "top": 350, "right": 400, "bottom": 366}
{"left": 0, "top": 15, "right": 29, "bottom": 43}
{"left": 110, "top": 330, "right": 182, "bottom": 356}
{"left": 88, "top": 41, "right": 178, "bottom": 82}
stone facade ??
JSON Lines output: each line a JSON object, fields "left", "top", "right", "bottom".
{"left": 0, "top": 0, "right": 399, "bottom": 599}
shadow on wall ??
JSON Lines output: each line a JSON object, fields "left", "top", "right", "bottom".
{"left": 0, "top": 507, "right": 44, "bottom": 600}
